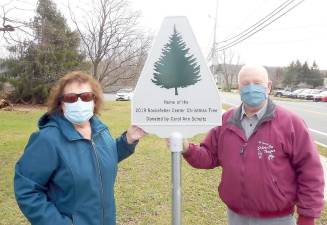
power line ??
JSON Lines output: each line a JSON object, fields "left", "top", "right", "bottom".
{"left": 221, "top": 0, "right": 267, "bottom": 41}
{"left": 264, "top": 23, "right": 327, "bottom": 31}
{"left": 218, "top": 0, "right": 296, "bottom": 44}
{"left": 247, "top": 37, "right": 320, "bottom": 45}
{"left": 217, "top": 0, "right": 305, "bottom": 51}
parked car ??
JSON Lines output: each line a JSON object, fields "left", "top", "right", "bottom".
{"left": 274, "top": 89, "right": 292, "bottom": 97}
{"left": 289, "top": 89, "right": 305, "bottom": 98}
{"left": 322, "top": 93, "right": 327, "bottom": 102}
{"left": 115, "top": 88, "right": 133, "bottom": 101}
{"left": 313, "top": 91, "right": 327, "bottom": 102}
{"left": 305, "top": 89, "right": 322, "bottom": 100}
{"left": 297, "top": 89, "right": 319, "bottom": 99}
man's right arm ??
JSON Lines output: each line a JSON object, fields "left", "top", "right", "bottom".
{"left": 182, "top": 127, "right": 220, "bottom": 169}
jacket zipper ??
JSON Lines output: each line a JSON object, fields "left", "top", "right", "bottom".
{"left": 240, "top": 143, "right": 247, "bottom": 155}
{"left": 91, "top": 139, "right": 105, "bottom": 225}
{"left": 239, "top": 142, "right": 247, "bottom": 210}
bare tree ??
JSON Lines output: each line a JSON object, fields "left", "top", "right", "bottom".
{"left": 266, "top": 66, "right": 284, "bottom": 89}
{"left": 0, "top": 0, "right": 34, "bottom": 43}
{"left": 219, "top": 49, "right": 241, "bottom": 91}
{"left": 98, "top": 36, "right": 151, "bottom": 89}
{"left": 69, "top": 0, "right": 151, "bottom": 89}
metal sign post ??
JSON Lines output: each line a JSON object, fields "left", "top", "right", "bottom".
{"left": 169, "top": 132, "right": 183, "bottom": 225}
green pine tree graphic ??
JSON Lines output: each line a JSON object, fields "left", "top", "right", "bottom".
{"left": 151, "top": 25, "right": 201, "bottom": 95}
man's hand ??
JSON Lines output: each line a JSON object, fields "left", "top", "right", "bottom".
{"left": 166, "top": 138, "right": 189, "bottom": 154}
{"left": 182, "top": 139, "right": 189, "bottom": 154}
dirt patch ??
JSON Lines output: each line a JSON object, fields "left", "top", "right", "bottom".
{"left": 0, "top": 99, "right": 13, "bottom": 110}
{"left": 0, "top": 103, "right": 46, "bottom": 112}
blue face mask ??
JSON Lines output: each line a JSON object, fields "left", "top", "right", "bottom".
{"left": 63, "top": 99, "right": 94, "bottom": 125}
{"left": 240, "top": 84, "right": 267, "bottom": 107}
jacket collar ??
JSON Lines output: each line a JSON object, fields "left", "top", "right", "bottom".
{"left": 38, "top": 112, "right": 107, "bottom": 141}
{"left": 240, "top": 102, "right": 267, "bottom": 121}
{"left": 228, "top": 98, "right": 276, "bottom": 130}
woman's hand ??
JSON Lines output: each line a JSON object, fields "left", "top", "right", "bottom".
{"left": 126, "top": 125, "right": 147, "bottom": 144}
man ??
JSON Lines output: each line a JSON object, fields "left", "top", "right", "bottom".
{"left": 182, "top": 65, "right": 324, "bottom": 225}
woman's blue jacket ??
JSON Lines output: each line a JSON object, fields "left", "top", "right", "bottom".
{"left": 14, "top": 113, "right": 137, "bottom": 225}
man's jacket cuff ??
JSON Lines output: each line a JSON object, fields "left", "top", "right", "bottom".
{"left": 297, "top": 215, "right": 314, "bottom": 225}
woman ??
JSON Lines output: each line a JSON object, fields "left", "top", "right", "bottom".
{"left": 14, "top": 71, "right": 146, "bottom": 225}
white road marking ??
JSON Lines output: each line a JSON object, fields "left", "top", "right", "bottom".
{"left": 310, "top": 128, "right": 327, "bottom": 138}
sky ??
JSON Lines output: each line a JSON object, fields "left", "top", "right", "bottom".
{"left": 1, "top": 0, "right": 327, "bottom": 69}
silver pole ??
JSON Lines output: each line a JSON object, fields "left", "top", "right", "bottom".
{"left": 170, "top": 132, "right": 183, "bottom": 225}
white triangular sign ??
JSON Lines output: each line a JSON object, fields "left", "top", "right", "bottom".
{"left": 132, "top": 16, "right": 222, "bottom": 138}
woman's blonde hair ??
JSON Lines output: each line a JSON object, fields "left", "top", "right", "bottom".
{"left": 47, "top": 71, "right": 103, "bottom": 115}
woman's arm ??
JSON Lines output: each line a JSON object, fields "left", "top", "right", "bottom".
{"left": 116, "top": 125, "right": 146, "bottom": 162}
{"left": 14, "top": 132, "right": 72, "bottom": 225}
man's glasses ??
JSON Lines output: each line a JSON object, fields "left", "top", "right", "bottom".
{"left": 60, "top": 92, "right": 95, "bottom": 103}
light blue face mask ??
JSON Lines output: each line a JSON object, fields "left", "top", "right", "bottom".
{"left": 240, "top": 84, "right": 267, "bottom": 107}
{"left": 63, "top": 99, "right": 94, "bottom": 125}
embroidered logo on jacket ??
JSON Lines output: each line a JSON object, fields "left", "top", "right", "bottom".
{"left": 257, "top": 141, "right": 275, "bottom": 160}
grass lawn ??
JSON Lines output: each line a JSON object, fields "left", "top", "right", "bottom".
{"left": 318, "top": 145, "right": 327, "bottom": 158}
{"left": 0, "top": 101, "right": 326, "bottom": 225}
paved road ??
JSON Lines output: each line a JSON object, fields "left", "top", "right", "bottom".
{"left": 221, "top": 92, "right": 327, "bottom": 147}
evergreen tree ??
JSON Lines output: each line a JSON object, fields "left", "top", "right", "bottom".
{"left": 282, "top": 61, "right": 300, "bottom": 87}
{"left": 282, "top": 60, "right": 323, "bottom": 88}
{"left": 1, "top": 0, "right": 85, "bottom": 103}
{"left": 299, "top": 61, "right": 310, "bottom": 84}
{"left": 152, "top": 26, "right": 201, "bottom": 95}
{"left": 309, "top": 61, "right": 323, "bottom": 87}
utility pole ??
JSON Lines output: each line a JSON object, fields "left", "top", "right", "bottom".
{"left": 209, "top": 0, "right": 219, "bottom": 84}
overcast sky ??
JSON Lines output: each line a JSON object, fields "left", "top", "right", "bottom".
{"left": 1, "top": 0, "right": 327, "bottom": 69}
